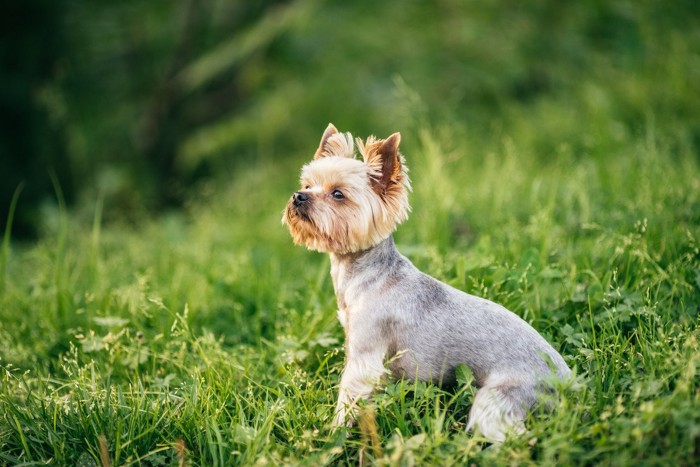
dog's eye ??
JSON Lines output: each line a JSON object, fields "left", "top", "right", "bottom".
{"left": 305, "top": 185, "right": 310, "bottom": 190}
{"left": 332, "top": 189, "right": 345, "bottom": 200}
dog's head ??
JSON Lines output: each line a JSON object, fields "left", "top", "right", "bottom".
{"left": 283, "top": 123, "right": 411, "bottom": 254}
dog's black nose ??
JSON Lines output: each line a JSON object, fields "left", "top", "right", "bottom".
{"left": 293, "top": 191, "right": 309, "bottom": 207}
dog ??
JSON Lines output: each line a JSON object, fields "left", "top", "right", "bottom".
{"left": 283, "top": 123, "right": 571, "bottom": 442}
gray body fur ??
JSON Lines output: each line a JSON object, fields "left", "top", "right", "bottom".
{"left": 331, "top": 235, "right": 570, "bottom": 440}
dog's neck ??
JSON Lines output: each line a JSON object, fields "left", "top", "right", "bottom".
{"left": 329, "top": 236, "right": 403, "bottom": 312}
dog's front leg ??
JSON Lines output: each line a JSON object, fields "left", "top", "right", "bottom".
{"left": 333, "top": 348, "right": 387, "bottom": 427}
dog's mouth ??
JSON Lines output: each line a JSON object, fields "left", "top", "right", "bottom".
{"left": 296, "top": 209, "right": 311, "bottom": 222}
{"left": 291, "top": 199, "right": 311, "bottom": 220}
{"left": 285, "top": 199, "right": 312, "bottom": 224}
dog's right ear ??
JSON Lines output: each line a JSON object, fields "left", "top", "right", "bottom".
{"left": 314, "top": 123, "right": 354, "bottom": 159}
{"left": 314, "top": 123, "right": 339, "bottom": 159}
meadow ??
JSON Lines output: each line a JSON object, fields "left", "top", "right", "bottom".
{"left": 1, "top": 1, "right": 700, "bottom": 465}
{"left": 2, "top": 109, "right": 699, "bottom": 464}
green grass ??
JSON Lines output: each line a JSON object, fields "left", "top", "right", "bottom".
{"left": 1, "top": 107, "right": 698, "bottom": 465}
{"left": 2, "top": 0, "right": 700, "bottom": 463}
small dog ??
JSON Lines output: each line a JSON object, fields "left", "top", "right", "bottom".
{"left": 283, "top": 123, "right": 571, "bottom": 442}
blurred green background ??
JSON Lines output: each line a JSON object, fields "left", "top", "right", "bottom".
{"left": 2, "top": 0, "right": 699, "bottom": 237}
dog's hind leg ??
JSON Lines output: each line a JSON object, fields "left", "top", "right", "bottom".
{"left": 466, "top": 379, "right": 536, "bottom": 442}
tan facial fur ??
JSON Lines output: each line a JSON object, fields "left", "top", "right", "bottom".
{"left": 283, "top": 124, "right": 411, "bottom": 255}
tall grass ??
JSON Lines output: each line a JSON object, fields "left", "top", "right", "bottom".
{"left": 1, "top": 104, "right": 698, "bottom": 464}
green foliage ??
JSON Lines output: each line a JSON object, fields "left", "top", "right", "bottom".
{"left": 5, "top": 0, "right": 700, "bottom": 235}
{"left": 1, "top": 0, "right": 699, "bottom": 464}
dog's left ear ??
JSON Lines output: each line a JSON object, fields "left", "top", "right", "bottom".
{"left": 368, "top": 132, "right": 403, "bottom": 195}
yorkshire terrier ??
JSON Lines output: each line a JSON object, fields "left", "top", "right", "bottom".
{"left": 283, "top": 123, "right": 571, "bottom": 442}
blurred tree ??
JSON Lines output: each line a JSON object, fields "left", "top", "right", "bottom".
{"left": 57, "top": 0, "right": 303, "bottom": 222}
{"left": 135, "top": 0, "right": 302, "bottom": 206}
{"left": 1, "top": 0, "right": 299, "bottom": 236}
{"left": 1, "top": 0, "right": 697, "bottom": 237}
{"left": 0, "top": 0, "right": 73, "bottom": 238}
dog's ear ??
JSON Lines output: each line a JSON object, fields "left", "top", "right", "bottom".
{"left": 314, "top": 123, "right": 338, "bottom": 159}
{"left": 379, "top": 132, "right": 402, "bottom": 188}
{"left": 364, "top": 132, "right": 403, "bottom": 196}
{"left": 314, "top": 123, "right": 354, "bottom": 159}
